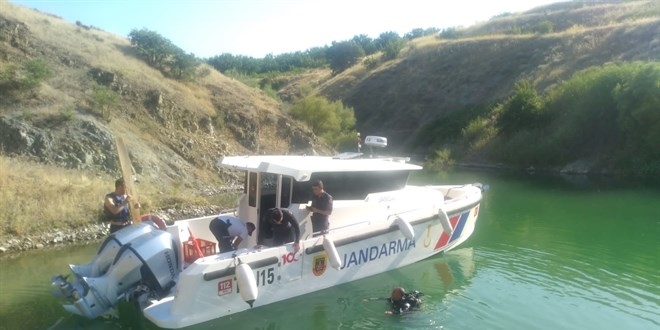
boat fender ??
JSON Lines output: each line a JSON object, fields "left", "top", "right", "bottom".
{"left": 235, "top": 259, "right": 258, "bottom": 307}
{"left": 438, "top": 208, "right": 453, "bottom": 235}
{"left": 395, "top": 216, "right": 415, "bottom": 240}
{"left": 323, "top": 237, "right": 342, "bottom": 270}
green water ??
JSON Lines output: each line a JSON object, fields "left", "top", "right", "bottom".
{"left": 1, "top": 170, "right": 658, "bottom": 330}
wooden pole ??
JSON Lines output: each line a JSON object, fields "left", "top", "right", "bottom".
{"left": 115, "top": 136, "right": 141, "bottom": 223}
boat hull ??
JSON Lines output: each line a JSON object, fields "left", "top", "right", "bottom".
{"left": 144, "top": 190, "right": 480, "bottom": 328}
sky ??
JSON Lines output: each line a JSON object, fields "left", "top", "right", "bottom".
{"left": 9, "top": 0, "right": 562, "bottom": 58}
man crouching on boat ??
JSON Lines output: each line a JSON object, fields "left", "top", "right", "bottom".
{"left": 261, "top": 208, "right": 301, "bottom": 253}
{"left": 209, "top": 217, "right": 255, "bottom": 252}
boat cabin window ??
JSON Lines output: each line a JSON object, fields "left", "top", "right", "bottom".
{"left": 248, "top": 172, "right": 257, "bottom": 207}
{"left": 260, "top": 173, "right": 278, "bottom": 211}
{"left": 280, "top": 177, "right": 292, "bottom": 208}
{"left": 291, "top": 170, "right": 411, "bottom": 202}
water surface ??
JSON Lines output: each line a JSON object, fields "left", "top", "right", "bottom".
{"left": 1, "top": 170, "right": 658, "bottom": 329}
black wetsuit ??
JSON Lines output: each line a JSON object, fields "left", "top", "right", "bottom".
{"left": 389, "top": 291, "right": 423, "bottom": 314}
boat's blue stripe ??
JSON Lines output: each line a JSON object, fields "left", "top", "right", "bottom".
{"left": 449, "top": 210, "right": 470, "bottom": 242}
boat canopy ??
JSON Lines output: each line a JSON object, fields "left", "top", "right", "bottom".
{"left": 218, "top": 155, "right": 422, "bottom": 181}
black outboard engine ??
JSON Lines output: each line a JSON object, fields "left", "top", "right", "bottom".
{"left": 52, "top": 225, "right": 180, "bottom": 319}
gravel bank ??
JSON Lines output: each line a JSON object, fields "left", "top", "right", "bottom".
{"left": 0, "top": 206, "right": 226, "bottom": 258}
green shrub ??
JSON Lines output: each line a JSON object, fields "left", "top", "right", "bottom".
{"left": 290, "top": 95, "right": 356, "bottom": 147}
{"left": 21, "top": 59, "right": 52, "bottom": 89}
{"left": 462, "top": 116, "right": 497, "bottom": 151}
{"left": 92, "top": 85, "right": 120, "bottom": 121}
{"left": 363, "top": 56, "right": 379, "bottom": 70}
{"left": 495, "top": 80, "right": 544, "bottom": 136}
{"left": 0, "top": 58, "right": 52, "bottom": 92}
{"left": 382, "top": 39, "right": 405, "bottom": 60}
{"left": 492, "top": 62, "right": 660, "bottom": 177}
{"left": 533, "top": 20, "right": 554, "bottom": 34}
{"left": 438, "top": 27, "right": 463, "bottom": 39}
{"left": 59, "top": 106, "right": 76, "bottom": 121}
{"left": 425, "top": 148, "right": 454, "bottom": 170}
{"left": 261, "top": 83, "right": 279, "bottom": 101}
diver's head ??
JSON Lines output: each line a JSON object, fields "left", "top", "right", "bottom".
{"left": 390, "top": 287, "right": 406, "bottom": 301}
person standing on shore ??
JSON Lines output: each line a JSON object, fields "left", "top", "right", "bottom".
{"left": 104, "top": 178, "right": 139, "bottom": 233}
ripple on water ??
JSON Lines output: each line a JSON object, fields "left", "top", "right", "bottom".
{"left": 470, "top": 243, "right": 660, "bottom": 329}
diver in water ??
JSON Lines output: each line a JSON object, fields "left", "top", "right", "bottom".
{"left": 363, "top": 287, "right": 423, "bottom": 314}
{"left": 387, "top": 287, "right": 423, "bottom": 314}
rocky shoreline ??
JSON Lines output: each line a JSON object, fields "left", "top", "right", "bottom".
{"left": 0, "top": 205, "right": 226, "bottom": 258}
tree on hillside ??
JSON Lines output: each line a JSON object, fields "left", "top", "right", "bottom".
{"left": 351, "top": 34, "right": 377, "bottom": 55}
{"left": 128, "top": 28, "right": 174, "bottom": 68}
{"left": 405, "top": 28, "right": 425, "bottom": 40}
{"left": 439, "top": 27, "right": 463, "bottom": 39}
{"left": 290, "top": 95, "right": 356, "bottom": 148}
{"left": 611, "top": 63, "right": 660, "bottom": 176}
{"left": 326, "top": 41, "right": 365, "bottom": 74}
{"left": 376, "top": 31, "right": 405, "bottom": 60}
{"left": 171, "top": 50, "right": 201, "bottom": 80}
{"left": 495, "top": 80, "right": 544, "bottom": 136}
{"left": 405, "top": 27, "right": 440, "bottom": 39}
{"left": 128, "top": 28, "right": 201, "bottom": 80}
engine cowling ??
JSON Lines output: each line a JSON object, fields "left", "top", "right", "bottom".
{"left": 53, "top": 225, "right": 180, "bottom": 319}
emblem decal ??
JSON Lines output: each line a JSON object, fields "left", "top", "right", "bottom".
{"left": 312, "top": 254, "right": 327, "bottom": 276}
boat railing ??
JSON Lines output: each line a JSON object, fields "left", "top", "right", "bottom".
{"left": 305, "top": 220, "right": 372, "bottom": 240}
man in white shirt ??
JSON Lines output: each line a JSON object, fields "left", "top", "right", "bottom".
{"left": 209, "top": 216, "right": 255, "bottom": 252}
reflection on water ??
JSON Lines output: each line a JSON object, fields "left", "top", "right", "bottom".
{"left": 22, "top": 245, "right": 474, "bottom": 330}
{"left": 181, "top": 248, "right": 476, "bottom": 330}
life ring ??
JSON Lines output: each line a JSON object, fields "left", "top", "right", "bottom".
{"left": 140, "top": 214, "right": 167, "bottom": 230}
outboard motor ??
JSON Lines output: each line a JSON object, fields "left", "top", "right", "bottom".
{"left": 70, "top": 223, "right": 156, "bottom": 278}
{"left": 52, "top": 228, "right": 179, "bottom": 319}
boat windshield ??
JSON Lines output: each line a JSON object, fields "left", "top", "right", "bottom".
{"left": 291, "top": 170, "right": 411, "bottom": 202}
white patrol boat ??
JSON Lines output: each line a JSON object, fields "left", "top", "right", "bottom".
{"left": 52, "top": 137, "right": 485, "bottom": 329}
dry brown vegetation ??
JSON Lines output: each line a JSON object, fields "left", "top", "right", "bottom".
{"left": 0, "top": 1, "right": 326, "bottom": 240}
{"left": 0, "top": 155, "right": 112, "bottom": 236}
{"left": 310, "top": 1, "right": 659, "bottom": 154}
{"left": 0, "top": 154, "right": 242, "bottom": 239}
{"left": 1, "top": 0, "right": 658, "bottom": 241}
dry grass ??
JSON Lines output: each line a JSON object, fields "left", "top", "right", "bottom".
{"left": 0, "top": 155, "right": 112, "bottom": 237}
{"left": 0, "top": 155, "right": 239, "bottom": 239}
{"left": 0, "top": 1, "right": 319, "bottom": 241}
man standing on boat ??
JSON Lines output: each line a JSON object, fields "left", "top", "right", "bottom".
{"left": 262, "top": 208, "right": 301, "bottom": 252}
{"left": 104, "top": 178, "right": 139, "bottom": 233}
{"left": 306, "top": 180, "right": 333, "bottom": 237}
{"left": 209, "top": 216, "right": 255, "bottom": 252}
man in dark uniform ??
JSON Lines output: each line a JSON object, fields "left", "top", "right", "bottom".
{"left": 306, "top": 180, "right": 333, "bottom": 237}
{"left": 261, "top": 208, "right": 301, "bottom": 253}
